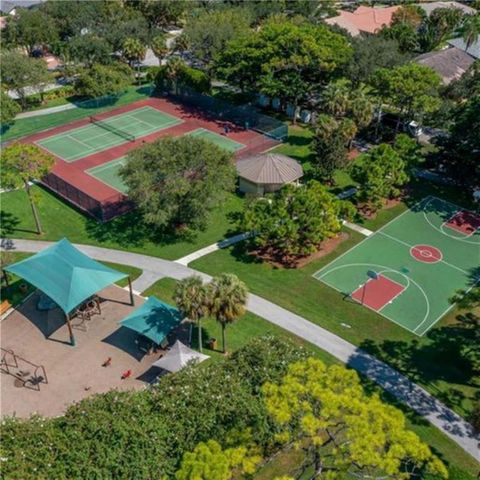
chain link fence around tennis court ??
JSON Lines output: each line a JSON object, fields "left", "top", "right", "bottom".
{"left": 165, "top": 88, "right": 288, "bottom": 141}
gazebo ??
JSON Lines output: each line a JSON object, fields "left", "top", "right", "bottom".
{"left": 152, "top": 340, "right": 209, "bottom": 372}
{"left": 4, "top": 238, "right": 133, "bottom": 346}
{"left": 236, "top": 153, "right": 303, "bottom": 195}
{"left": 119, "top": 296, "right": 182, "bottom": 347}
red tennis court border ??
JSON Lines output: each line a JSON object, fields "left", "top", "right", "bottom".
{"left": 445, "top": 210, "right": 480, "bottom": 235}
{"left": 21, "top": 96, "right": 281, "bottom": 221}
{"left": 351, "top": 274, "right": 405, "bottom": 311}
{"left": 410, "top": 244, "right": 443, "bottom": 264}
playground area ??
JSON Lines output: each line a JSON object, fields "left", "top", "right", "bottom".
{"left": 314, "top": 196, "right": 480, "bottom": 336}
{"left": 26, "top": 96, "right": 281, "bottom": 221}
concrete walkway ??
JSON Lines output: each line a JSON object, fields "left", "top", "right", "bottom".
{"left": 2, "top": 238, "right": 479, "bottom": 461}
{"left": 175, "top": 232, "right": 252, "bottom": 266}
{"left": 15, "top": 102, "right": 77, "bottom": 119}
{"left": 343, "top": 220, "right": 374, "bottom": 237}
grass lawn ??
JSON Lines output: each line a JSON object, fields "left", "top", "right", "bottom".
{"left": 1, "top": 252, "right": 142, "bottom": 307}
{"left": 0, "top": 185, "right": 243, "bottom": 261}
{"left": 145, "top": 279, "right": 478, "bottom": 479}
{"left": 190, "top": 229, "right": 479, "bottom": 420}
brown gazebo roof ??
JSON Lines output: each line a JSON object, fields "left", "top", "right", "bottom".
{"left": 236, "top": 153, "right": 303, "bottom": 185}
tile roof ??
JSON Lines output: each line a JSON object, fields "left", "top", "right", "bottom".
{"left": 236, "top": 153, "right": 303, "bottom": 185}
{"left": 415, "top": 46, "right": 475, "bottom": 84}
{"left": 325, "top": 5, "right": 400, "bottom": 36}
{"left": 447, "top": 37, "right": 480, "bottom": 59}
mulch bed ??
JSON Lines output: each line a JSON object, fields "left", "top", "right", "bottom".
{"left": 359, "top": 197, "right": 403, "bottom": 219}
{"left": 249, "top": 232, "right": 350, "bottom": 269}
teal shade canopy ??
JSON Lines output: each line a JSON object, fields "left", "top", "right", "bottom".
{"left": 5, "top": 238, "right": 127, "bottom": 314}
{"left": 119, "top": 296, "right": 182, "bottom": 345}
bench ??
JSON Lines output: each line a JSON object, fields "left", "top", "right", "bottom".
{"left": 0, "top": 300, "right": 12, "bottom": 315}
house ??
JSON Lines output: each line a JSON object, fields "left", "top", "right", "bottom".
{"left": 447, "top": 37, "right": 480, "bottom": 60}
{"left": 415, "top": 46, "right": 475, "bottom": 84}
{"left": 236, "top": 153, "right": 303, "bottom": 195}
{"left": 0, "top": 0, "right": 45, "bottom": 15}
{"left": 416, "top": 1, "right": 476, "bottom": 17}
{"left": 325, "top": 5, "right": 400, "bottom": 36}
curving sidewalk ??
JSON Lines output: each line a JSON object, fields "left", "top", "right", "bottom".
{"left": 2, "top": 238, "right": 479, "bottom": 461}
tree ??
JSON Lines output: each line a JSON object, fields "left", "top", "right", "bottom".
{"left": 120, "top": 136, "right": 236, "bottom": 232}
{"left": 439, "top": 96, "right": 480, "bottom": 188}
{"left": 0, "top": 51, "right": 52, "bottom": 110}
{"left": 75, "top": 63, "right": 132, "bottom": 98}
{"left": 321, "top": 79, "right": 351, "bottom": 117}
{"left": 380, "top": 21, "right": 419, "bottom": 53}
{"left": 457, "top": 13, "right": 480, "bottom": 50}
{"left": 1, "top": 143, "right": 54, "bottom": 234}
{"left": 123, "top": 37, "right": 147, "bottom": 85}
{"left": 174, "top": 276, "right": 209, "bottom": 353}
{"left": 133, "top": 0, "right": 187, "bottom": 29}
{"left": 3, "top": 8, "right": 58, "bottom": 55}
{"left": 0, "top": 91, "right": 20, "bottom": 125}
{"left": 175, "top": 439, "right": 260, "bottom": 480}
{"left": 313, "top": 115, "right": 354, "bottom": 182}
{"left": 216, "top": 19, "right": 352, "bottom": 122}
{"left": 241, "top": 181, "right": 355, "bottom": 262}
{"left": 208, "top": 274, "right": 248, "bottom": 354}
{"left": 184, "top": 7, "right": 251, "bottom": 68}
{"left": 391, "top": 4, "right": 425, "bottom": 29}
{"left": 262, "top": 358, "right": 448, "bottom": 479}
{"left": 371, "top": 63, "right": 441, "bottom": 126}
{"left": 351, "top": 144, "right": 409, "bottom": 212}
{"left": 419, "top": 7, "right": 464, "bottom": 51}
{"left": 67, "top": 34, "right": 112, "bottom": 67}
{"left": 344, "top": 36, "right": 408, "bottom": 86}
{"left": 150, "top": 34, "right": 168, "bottom": 66}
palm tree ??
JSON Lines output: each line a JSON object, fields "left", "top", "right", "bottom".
{"left": 457, "top": 14, "right": 480, "bottom": 51}
{"left": 174, "top": 275, "right": 208, "bottom": 352}
{"left": 349, "top": 84, "right": 375, "bottom": 130}
{"left": 123, "top": 37, "right": 147, "bottom": 85}
{"left": 165, "top": 57, "right": 185, "bottom": 94}
{"left": 208, "top": 274, "right": 248, "bottom": 354}
{"left": 151, "top": 34, "right": 169, "bottom": 66}
{"left": 321, "top": 79, "right": 351, "bottom": 117}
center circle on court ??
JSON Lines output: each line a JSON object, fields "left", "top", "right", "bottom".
{"left": 410, "top": 244, "right": 442, "bottom": 264}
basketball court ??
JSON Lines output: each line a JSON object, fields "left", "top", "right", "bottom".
{"left": 314, "top": 196, "right": 480, "bottom": 335}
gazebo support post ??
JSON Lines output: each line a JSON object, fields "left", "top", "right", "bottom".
{"left": 128, "top": 276, "right": 134, "bottom": 306}
{"left": 65, "top": 312, "right": 76, "bottom": 346}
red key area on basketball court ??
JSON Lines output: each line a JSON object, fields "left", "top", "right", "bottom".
{"left": 351, "top": 275, "right": 405, "bottom": 311}
{"left": 445, "top": 211, "right": 480, "bottom": 235}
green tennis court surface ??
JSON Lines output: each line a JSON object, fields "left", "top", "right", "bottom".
{"left": 313, "top": 196, "right": 480, "bottom": 336}
{"left": 86, "top": 157, "right": 127, "bottom": 193}
{"left": 36, "top": 106, "right": 182, "bottom": 162}
{"left": 186, "top": 128, "right": 245, "bottom": 152}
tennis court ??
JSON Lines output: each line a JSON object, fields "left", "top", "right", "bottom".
{"left": 86, "top": 157, "right": 127, "bottom": 194}
{"left": 186, "top": 128, "right": 245, "bottom": 152}
{"left": 36, "top": 106, "right": 182, "bottom": 162}
{"left": 313, "top": 196, "right": 480, "bottom": 336}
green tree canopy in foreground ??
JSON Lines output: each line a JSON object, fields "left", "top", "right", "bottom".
{"left": 1, "top": 143, "right": 54, "bottom": 234}
{"left": 241, "top": 181, "right": 355, "bottom": 262}
{"left": 75, "top": 62, "right": 132, "bottom": 98}
{"left": 120, "top": 135, "right": 236, "bottom": 232}
{"left": 263, "top": 358, "right": 448, "bottom": 479}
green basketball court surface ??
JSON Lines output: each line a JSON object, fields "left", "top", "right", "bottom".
{"left": 186, "top": 128, "right": 245, "bottom": 152}
{"left": 36, "top": 106, "right": 182, "bottom": 162}
{"left": 313, "top": 196, "right": 480, "bottom": 336}
{"left": 86, "top": 157, "right": 128, "bottom": 194}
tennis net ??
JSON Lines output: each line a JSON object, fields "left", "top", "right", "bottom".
{"left": 89, "top": 115, "right": 136, "bottom": 142}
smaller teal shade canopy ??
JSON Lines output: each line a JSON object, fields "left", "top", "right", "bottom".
{"left": 119, "top": 296, "right": 182, "bottom": 345}
{"left": 5, "top": 238, "right": 127, "bottom": 314}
